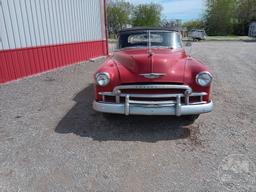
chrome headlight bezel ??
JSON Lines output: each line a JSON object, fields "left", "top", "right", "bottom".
{"left": 95, "top": 72, "right": 110, "bottom": 87}
{"left": 196, "top": 71, "right": 213, "bottom": 87}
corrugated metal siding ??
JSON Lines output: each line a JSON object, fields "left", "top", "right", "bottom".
{"left": 0, "top": 0, "right": 107, "bottom": 83}
{"left": 0, "top": 0, "right": 105, "bottom": 50}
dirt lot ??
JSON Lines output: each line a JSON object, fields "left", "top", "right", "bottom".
{"left": 1, "top": 41, "right": 256, "bottom": 192}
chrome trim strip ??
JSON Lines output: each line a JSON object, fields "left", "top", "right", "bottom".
{"left": 112, "top": 84, "right": 193, "bottom": 105}
{"left": 176, "top": 95, "right": 182, "bottom": 116}
{"left": 190, "top": 101, "right": 207, "bottom": 105}
{"left": 139, "top": 73, "right": 166, "bottom": 79}
{"left": 99, "top": 92, "right": 207, "bottom": 98}
{"left": 113, "top": 84, "right": 191, "bottom": 93}
{"left": 185, "top": 96, "right": 189, "bottom": 105}
{"left": 93, "top": 101, "right": 213, "bottom": 116}
{"left": 115, "top": 95, "right": 120, "bottom": 103}
{"left": 125, "top": 95, "right": 130, "bottom": 115}
{"left": 129, "top": 100, "right": 176, "bottom": 105}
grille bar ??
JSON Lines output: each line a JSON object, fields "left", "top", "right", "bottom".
{"left": 99, "top": 92, "right": 207, "bottom": 98}
{"left": 99, "top": 84, "right": 207, "bottom": 106}
{"left": 113, "top": 84, "right": 191, "bottom": 94}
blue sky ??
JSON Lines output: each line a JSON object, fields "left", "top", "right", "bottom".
{"left": 127, "top": 0, "right": 205, "bottom": 21}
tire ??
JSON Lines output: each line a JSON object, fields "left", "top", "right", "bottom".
{"left": 183, "top": 115, "right": 200, "bottom": 125}
{"left": 102, "top": 113, "right": 123, "bottom": 120}
{"left": 102, "top": 113, "right": 114, "bottom": 119}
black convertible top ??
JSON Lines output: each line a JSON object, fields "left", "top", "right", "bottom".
{"left": 119, "top": 27, "right": 178, "bottom": 33}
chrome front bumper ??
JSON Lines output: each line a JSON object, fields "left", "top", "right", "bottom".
{"left": 93, "top": 100, "right": 213, "bottom": 116}
{"left": 93, "top": 84, "right": 213, "bottom": 116}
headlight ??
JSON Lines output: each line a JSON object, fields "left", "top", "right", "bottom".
{"left": 95, "top": 72, "right": 110, "bottom": 86}
{"left": 196, "top": 71, "right": 213, "bottom": 87}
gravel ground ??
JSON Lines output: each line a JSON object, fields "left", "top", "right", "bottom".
{"left": 0, "top": 41, "right": 256, "bottom": 192}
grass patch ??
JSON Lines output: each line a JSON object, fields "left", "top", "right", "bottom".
{"left": 205, "top": 36, "right": 255, "bottom": 41}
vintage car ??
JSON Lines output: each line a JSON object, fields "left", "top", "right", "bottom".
{"left": 188, "top": 29, "right": 207, "bottom": 41}
{"left": 93, "top": 27, "right": 213, "bottom": 121}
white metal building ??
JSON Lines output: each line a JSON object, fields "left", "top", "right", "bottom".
{"left": 0, "top": 0, "right": 108, "bottom": 83}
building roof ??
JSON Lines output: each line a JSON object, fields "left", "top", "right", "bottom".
{"left": 119, "top": 27, "right": 178, "bottom": 33}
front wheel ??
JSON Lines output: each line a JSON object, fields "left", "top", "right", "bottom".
{"left": 102, "top": 113, "right": 123, "bottom": 120}
{"left": 183, "top": 115, "right": 200, "bottom": 125}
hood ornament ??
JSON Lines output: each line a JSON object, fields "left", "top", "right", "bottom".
{"left": 140, "top": 73, "right": 166, "bottom": 79}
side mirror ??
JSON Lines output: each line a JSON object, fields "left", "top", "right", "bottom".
{"left": 185, "top": 42, "right": 192, "bottom": 47}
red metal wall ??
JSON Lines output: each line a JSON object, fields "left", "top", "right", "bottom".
{"left": 0, "top": 40, "right": 107, "bottom": 83}
{"left": 0, "top": 0, "right": 108, "bottom": 84}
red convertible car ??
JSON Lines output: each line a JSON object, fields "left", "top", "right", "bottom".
{"left": 93, "top": 27, "right": 213, "bottom": 121}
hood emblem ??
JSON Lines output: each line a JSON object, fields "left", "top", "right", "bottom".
{"left": 140, "top": 73, "right": 166, "bottom": 79}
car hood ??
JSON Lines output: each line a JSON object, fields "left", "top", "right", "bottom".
{"left": 112, "top": 48, "right": 187, "bottom": 83}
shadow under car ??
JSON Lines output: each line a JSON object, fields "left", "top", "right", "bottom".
{"left": 55, "top": 84, "right": 195, "bottom": 143}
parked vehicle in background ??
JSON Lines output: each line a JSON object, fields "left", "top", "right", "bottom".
{"left": 93, "top": 27, "right": 213, "bottom": 123}
{"left": 248, "top": 22, "right": 256, "bottom": 37}
{"left": 188, "top": 29, "right": 207, "bottom": 41}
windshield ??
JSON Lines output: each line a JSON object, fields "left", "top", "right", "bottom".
{"left": 118, "top": 30, "right": 182, "bottom": 49}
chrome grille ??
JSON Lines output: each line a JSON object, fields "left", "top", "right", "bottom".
{"left": 99, "top": 84, "right": 207, "bottom": 105}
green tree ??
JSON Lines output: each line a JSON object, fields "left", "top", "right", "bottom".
{"left": 107, "top": 0, "right": 132, "bottom": 37}
{"left": 182, "top": 20, "right": 205, "bottom": 31}
{"left": 131, "top": 3, "right": 163, "bottom": 27}
{"left": 236, "top": 0, "right": 256, "bottom": 35}
{"left": 204, "top": 0, "right": 237, "bottom": 35}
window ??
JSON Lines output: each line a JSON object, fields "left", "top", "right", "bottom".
{"left": 118, "top": 30, "right": 182, "bottom": 49}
